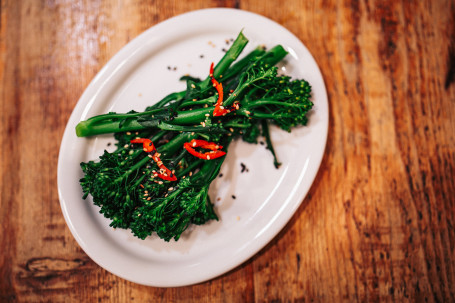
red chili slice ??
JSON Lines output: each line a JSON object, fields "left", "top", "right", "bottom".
{"left": 130, "top": 138, "right": 177, "bottom": 181}
{"left": 210, "top": 62, "right": 231, "bottom": 117}
{"left": 183, "top": 139, "right": 226, "bottom": 160}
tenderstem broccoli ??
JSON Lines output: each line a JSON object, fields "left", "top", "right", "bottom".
{"left": 77, "top": 31, "right": 313, "bottom": 241}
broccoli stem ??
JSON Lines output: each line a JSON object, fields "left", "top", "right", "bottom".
{"left": 74, "top": 43, "right": 288, "bottom": 138}
{"left": 148, "top": 31, "right": 249, "bottom": 110}
{"left": 222, "top": 45, "right": 288, "bottom": 107}
{"left": 261, "top": 120, "right": 281, "bottom": 169}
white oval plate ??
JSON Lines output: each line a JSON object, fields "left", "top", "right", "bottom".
{"left": 58, "top": 8, "right": 328, "bottom": 287}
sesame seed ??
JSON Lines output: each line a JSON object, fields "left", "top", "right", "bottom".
{"left": 158, "top": 181, "right": 163, "bottom": 185}
{"left": 147, "top": 197, "right": 151, "bottom": 201}
{"left": 191, "top": 84, "right": 196, "bottom": 88}
{"left": 168, "top": 187, "right": 174, "bottom": 191}
{"left": 126, "top": 132, "right": 131, "bottom": 135}
{"left": 207, "top": 155, "right": 211, "bottom": 160}
{"left": 189, "top": 171, "right": 193, "bottom": 176}
{"left": 124, "top": 144, "right": 129, "bottom": 148}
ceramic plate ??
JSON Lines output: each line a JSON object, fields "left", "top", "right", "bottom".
{"left": 58, "top": 8, "right": 328, "bottom": 287}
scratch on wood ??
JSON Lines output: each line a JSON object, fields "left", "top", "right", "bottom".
{"left": 16, "top": 257, "right": 91, "bottom": 287}
{"left": 25, "top": 257, "right": 86, "bottom": 274}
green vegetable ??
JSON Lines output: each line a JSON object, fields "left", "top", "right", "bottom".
{"left": 77, "top": 31, "right": 313, "bottom": 241}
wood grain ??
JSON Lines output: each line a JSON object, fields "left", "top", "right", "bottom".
{"left": 1, "top": 0, "right": 454, "bottom": 302}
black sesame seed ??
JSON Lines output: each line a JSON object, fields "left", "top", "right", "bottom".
{"left": 240, "top": 163, "right": 249, "bottom": 173}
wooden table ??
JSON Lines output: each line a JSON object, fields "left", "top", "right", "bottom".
{"left": 1, "top": 1, "right": 454, "bottom": 301}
